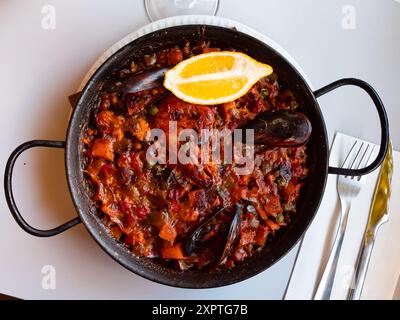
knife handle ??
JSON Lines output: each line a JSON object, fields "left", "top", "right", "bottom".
{"left": 314, "top": 203, "right": 351, "bottom": 300}
{"left": 347, "top": 237, "right": 375, "bottom": 300}
{"left": 348, "top": 142, "right": 392, "bottom": 300}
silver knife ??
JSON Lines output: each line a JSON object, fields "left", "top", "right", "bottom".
{"left": 347, "top": 141, "right": 393, "bottom": 300}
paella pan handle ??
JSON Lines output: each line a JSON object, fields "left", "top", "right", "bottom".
{"left": 314, "top": 78, "right": 389, "bottom": 177}
{"left": 4, "top": 140, "right": 81, "bottom": 237}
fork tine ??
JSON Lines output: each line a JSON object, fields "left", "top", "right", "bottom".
{"left": 356, "top": 145, "right": 376, "bottom": 181}
{"left": 366, "top": 145, "right": 375, "bottom": 166}
{"left": 351, "top": 144, "right": 369, "bottom": 180}
{"left": 357, "top": 144, "right": 370, "bottom": 169}
{"left": 350, "top": 142, "right": 364, "bottom": 169}
{"left": 350, "top": 142, "right": 365, "bottom": 170}
{"left": 341, "top": 141, "right": 357, "bottom": 168}
{"left": 346, "top": 142, "right": 364, "bottom": 178}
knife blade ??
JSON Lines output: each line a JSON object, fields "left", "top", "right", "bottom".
{"left": 347, "top": 140, "right": 393, "bottom": 300}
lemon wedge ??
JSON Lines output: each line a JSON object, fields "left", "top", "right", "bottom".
{"left": 163, "top": 51, "right": 273, "bottom": 105}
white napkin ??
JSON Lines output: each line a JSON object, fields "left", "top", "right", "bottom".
{"left": 285, "top": 132, "right": 400, "bottom": 300}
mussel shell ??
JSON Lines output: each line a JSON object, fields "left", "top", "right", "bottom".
{"left": 244, "top": 110, "right": 312, "bottom": 147}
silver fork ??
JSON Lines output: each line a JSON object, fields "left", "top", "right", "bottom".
{"left": 314, "top": 140, "right": 375, "bottom": 300}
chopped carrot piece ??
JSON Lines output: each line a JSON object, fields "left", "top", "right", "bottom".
{"left": 168, "top": 49, "right": 183, "bottom": 65}
{"left": 161, "top": 243, "right": 185, "bottom": 259}
{"left": 91, "top": 138, "right": 114, "bottom": 161}
{"left": 159, "top": 223, "right": 177, "bottom": 242}
{"left": 264, "top": 194, "right": 283, "bottom": 215}
{"left": 112, "top": 128, "right": 124, "bottom": 141}
{"left": 221, "top": 101, "right": 236, "bottom": 120}
{"left": 266, "top": 219, "right": 280, "bottom": 231}
{"left": 256, "top": 204, "right": 268, "bottom": 220}
{"left": 96, "top": 110, "right": 114, "bottom": 129}
{"left": 125, "top": 229, "right": 145, "bottom": 246}
{"left": 132, "top": 118, "right": 150, "bottom": 141}
{"left": 202, "top": 47, "right": 221, "bottom": 53}
{"left": 240, "top": 230, "right": 256, "bottom": 246}
{"left": 255, "top": 224, "right": 270, "bottom": 246}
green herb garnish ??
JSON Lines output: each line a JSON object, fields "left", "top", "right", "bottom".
{"left": 276, "top": 213, "right": 284, "bottom": 224}
{"left": 260, "top": 88, "right": 269, "bottom": 100}
{"left": 276, "top": 176, "right": 287, "bottom": 187}
{"left": 290, "top": 100, "right": 299, "bottom": 110}
{"left": 149, "top": 104, "right": 159, "bottom": 116}
{"left": 146, "top": 161, "right": 155, "bottom": 169}
{"left": 154, "top": 164, "right": 163, "bottom": 176}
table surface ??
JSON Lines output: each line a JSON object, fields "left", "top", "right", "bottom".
{"left": 0, "top": 0, "right": 399, "bottom": 299}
